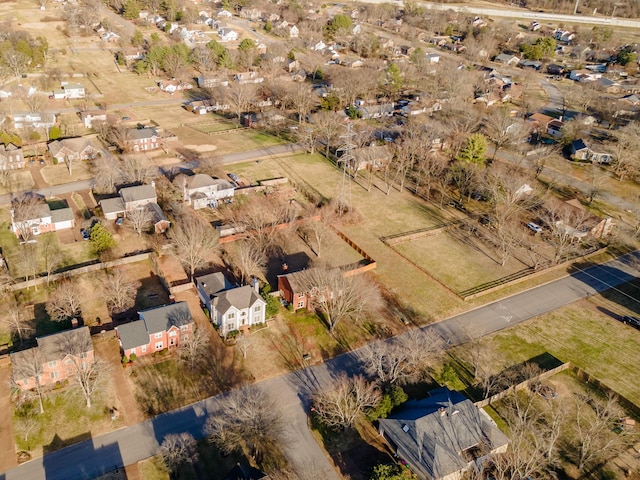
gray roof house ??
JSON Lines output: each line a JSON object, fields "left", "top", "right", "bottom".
{"left": 115, "top": 302, "right": 195, "bottom": 358}
{"left": 494, "top": 53, "right": 520, "bottom": 65}
{"left": 182, "top": 174, "right": 235, "bottom": 209}
{"left": 378, "top": 388, "right": 509, "bottom": 480}
{"left": 195, "top": 272, "right": 266, "bottom": 336}
{"left": 99, "top": 183, "right": 158, "bottom": 220}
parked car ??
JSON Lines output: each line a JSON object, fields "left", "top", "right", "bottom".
{"left": 228, "top": 173, "right": 240, "bottom": 182}
{"left": 115, "top": 217, "right": 124, "bottom": 226}
{"left": 527, "top": 222, "right": 543, "bottom": 234}
{"left": 622, "top": 316, "right": 640, "bottom": 329}
{"left": 80, "top": 228, "right": 90, "bottom": 240}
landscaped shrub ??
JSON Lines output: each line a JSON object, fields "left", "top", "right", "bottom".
{"left": 121, "top": 355, "right": 129, "bottom": 365}
{"left": 129, "top": 353, "right": 137, "bottom": 362}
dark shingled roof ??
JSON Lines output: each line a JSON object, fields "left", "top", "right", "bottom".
{"left": 127, "top": 127, "right": 158, "bottom": 140}
{"left": 196, "top": 272, "right": 232, "bottom": 299}
{"left": 119, "top": 184, "right": 157, "bottom": 204}
{"left": 37, "top": 326, "right": 92, "bottom": 363}
{"left": 379, "top": 388, "right": 509, "bottom": 480}
{"left": 117, "top": 302, "right": 194, "bottom": 351}
{"left": 50, "top": 207, "right": 74, "bottom": 223}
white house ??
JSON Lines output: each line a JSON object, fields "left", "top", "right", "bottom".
{"left": 13, "top": 112, "right": 56, "bottom": 130}
{"left": 61, "top": 82, "right": 86, "bottom": 99}
{"left": 181, "top": 173, "right": 235, "bottom": 209}
{"left": 425, "top": 53, "right": 440, "bottom": 64}
{"left": 195, "top": 273, "right": 267, "bottom": 335}
{"left": 234, "top": 72, "right": 264, "bottom": 84}
{"left": 80, "top": 110, "right": 108, "bottom": 129}
{"left": 218, "top": 28, "right": 238, "bottom": 42}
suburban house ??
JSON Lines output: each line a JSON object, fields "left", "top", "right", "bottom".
{"left": 0, "top": 143, "right": 24, "bottom": 170}
{"left": 352, "top": 145, "right": 392, "bottom": 171}
{"left": 234, "top": 72, "right": 264, "bottom": 84}
{"left": 554, "top": 29, "right": 575, "bottom": 43}
{"left": 13, "top": 112, "right": 56, "bottom": 130}
{"left": 61, "top": 82, "right": 86, "bottom": 99}
{"left": 494, "top": 53, "right": 520, "bottom": 66}
{"left": 195, "top": 272, "right": 266, "bottom": 336}
{"left": 425, "top": 53, "right": 440, "bottom": 64}
{"left": 147, "top": 202, "right": 171, "bottom": 233}
{"left": 181, "top": 173, "right": 235, "bottom": 209}
{"left": 196, "top": 76, "right": 229, "bottom": 88}
{"left": 79, "top": 110, "right": 108, "bottom": 129}
{"left": 569, "top": 139, "right": 612, "bottom": 164}
{"left": 11, "top": 327, "right": 94, "bottom": 390}
{"left": 125, "top": 127, "right": 161, "bottom": 152}
{"left": 11, "top": 202, "right": 75, "bottom": 238}
{"left": 158, "top": 80, "right": 193, "bottom": 93}
{"left": 218, "top": 28, "right": 239, "bottom": 42}
{"left": 278, "top": 270, "right": 311, "bottom": 310}
{"left": 48, "top": 137, "right": 99, "bottom": 163}
{"left": 115, "top": 302, "right": 195, "bottom": 358}
{"left": 100, "top": 183, "right": 158, "bottom": 220}
{"left": 355, "top": 102, "right": 394, "bottom": 119}
{"left": 378, "top": 388, "right": 509, "bottom": 480}
{"left": 569, "top": 70, "right": 602, "bottom": 82}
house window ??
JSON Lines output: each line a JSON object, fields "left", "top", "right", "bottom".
{"left": 80, "top": 352, "right": 88, "bottom": 359}
{"left": 241, "top": 311, "right": 246, "bottom": 316}
{"left": 48, "top": 360, "right": 57, "bottom": 368}
{"left": 181, "top": 335, "right": 188, "bottom": 342}
{"left": 299, "top": 292, "right": 305, "bottom": 298}
{"left": 227, "top": 323, "right": 235, "bottom": 331}
{"left": 180, "top": 325, "right": 189, "bottom": 331}
{"left": 141, "top": 345, "right": 147, "bottom": 353}
{"left": 170, "top": 338, "right": 175, "bottom": 346}
{"left": 65, "top": 359, "right": 72, "bottom": 365}
{"left": 297, "top": 301, "right": 304, "bottom": 309}
{"left": 130, "top": 348, "right": 136, "bottom": 355}
{"left": 169, "top": 331, "right": 177, "bottom": 337}
{"left": 254, "top": 305, "right": 261, "bottom": 312}
{"left": 50, "top": 371, "right": 59, "bottom": 380}
{"left": 227, "top": 312, "right": 235, "bottom": 320}
{"left": 155, "top": 342, "right": 163, "bottom": 350}
{"left": 154, "top": 332, "right": 163, "bottom": 339}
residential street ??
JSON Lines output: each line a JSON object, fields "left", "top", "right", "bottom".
{"left": 0, "top": 143, "right": 303, "bottom": 206}
{"left": 3, "top": 250, "right": 639, "bottom": 480}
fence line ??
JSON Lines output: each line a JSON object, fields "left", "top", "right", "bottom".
{"left": 380, "top": 221, "right": 462, "bottom": 246}
{"left": 9, "top": 252, "right": 152, "bottom": 291}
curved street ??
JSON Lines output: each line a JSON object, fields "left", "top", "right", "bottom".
{"left": 3, "top": 250, "right": 639, "bottom": 480}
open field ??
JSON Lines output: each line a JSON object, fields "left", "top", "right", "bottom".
{"left": 449, "top": 295, "right": 640, "bottom": 405}
{"left": 41, "top": 162, "right": 93, "bottom": 186}
{"left": 393, "top": 229, "right": 530, "bottom": 293}
{"left": 169, "top": 125, "right": 286, "bottom": 155}
{"left": 0, "top": 172, "right": 35, "bottom": 195}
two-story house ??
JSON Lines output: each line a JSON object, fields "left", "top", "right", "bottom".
{"left": 61, "top": 82, "right": 86, "bottom": 99}
{"left": 99, "top": 183, "right": 158, "bottom": 220}
{"left": 125, "top": 127, "right": 161, "bottom": 152}
{"left": 0, "top": 143, "right": 24, "bottom": 170}
{"left": 48, "top": 137, "right": 99, "bottom": 164}
{"left": 13, "top": 112, "right": 56, "bottom": 130}
{"left": 115, "top": 302, "right": 195, "bottom": 358}
{"left": 181, "top": 174, "right": 235, "bottom": 209}
{"left": 195, "top": 272, "right": 266, "bottom": 336}
{"left": 11, "top": 327, "right": 94, "bottom": 390}
{"left": 80, "top": 110, "right": 108, "bottom": 129}
{"left": 277, "top": 270, "right": 311, "bottom": 310}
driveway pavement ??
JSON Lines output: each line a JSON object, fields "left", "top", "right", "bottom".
{"left": 3, "top": 250, "right": 639, "bottom": 480}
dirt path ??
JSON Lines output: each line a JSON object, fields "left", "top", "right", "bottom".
{"left": 0, "top": 365, "right": 17, "bottom": 471}
{"left": 93, "top": 333, "right": 145, "bottom": 426}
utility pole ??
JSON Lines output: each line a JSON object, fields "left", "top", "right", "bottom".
{"left": 573, "top": 0, "right": 580, "bottom": 15}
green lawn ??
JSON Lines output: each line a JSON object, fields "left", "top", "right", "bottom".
{"left": 450, "top": 300, "right": 640, "bottom": 405}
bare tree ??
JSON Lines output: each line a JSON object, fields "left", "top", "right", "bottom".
{"left": 126, "top": 206, "right": 152, "bottom": 236}
{"left": 14, "top": 414, "right": 41, "bottom": 450}
{"left": 233, "top": 241, "right": 267, "bottom": 285}
{"left": 572, "top": 392, "right": 632, "bottom": 471}
{"left": 92, "top": 156, "right": 123, "bottom": 194}
{"left": 40, "top": 235, "right": 63, "bottom": 284}
{"left": 25, "top": 94, "right": 48, "bottom": 114}
{"left": 610, "top": 123, "right": 640, "bottom": 181}
{"left": 18, "top": 243, "right": 39, "bottom": 284}
{"left": 297, "top": 268, "right": 382, "bottom": 331}
{"left": 312, "top": 373, "right": 381, "bottom": 430}
{"left": 287, "top": 82, "right": 314, "bottom": 124}
{"left": 299, "top": 205, "right": 335, "bottom": 258}
{"left": 205, "top": 387, "right": 286, "bottom": 465}
{"left": 160, "top": 432, "right": 198, "bottom": 478}
{"left": 543, "top": 200, "right": 591, "bottom": 264}
{"left": 196, "top": 154, "right": 224, "bottom": 178}
{"left": 2, "top": 48, "right": 30, "bottom": 77}
{"left": 11, "top": 193, "right": 44, "bottom": 244}
{"left": 12, "top": 347, "right": 45, "bottom": 413}
{"left": 225, "top": 82, "right": 257, "bottom": 123}
{"left": 484, "top": 107, "right": 530, "bottom": 161}
{"left": 121, "top": 155, "right": 156, "bottom": 184}
{"left": 177, "top": 326, "right": 210, "bottom": 371}
{"left": 56, "top": 331, "right": 110, "bottom": 408}
{"left": 313, "top": 111, "right": 343, "bottom": 158}
{"left": 102, "top": 268, "right": 140, "bottom": 315}
{"left": 45, "top": 281, "right": 82, "bottom": 322}
{"left": 168, "top": 215, "right": 219, "bottom": 278}
{"left": 3, "top": 297, "right": 33, "bottom": 344}
{"left": 237, "top": 332, "right": 251, "bottom": 359}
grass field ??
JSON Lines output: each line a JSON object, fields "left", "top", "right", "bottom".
{"left": 41, "top": 163, "right": 93, "bottom": 185}
{"left": 450, "top": 297, "right": 640, "bottom": 405}
{"left": 0, "top": 171, "right": 35, "bottom": 195}
{"left": 169, "top": 125, "right": 286, "bottom": 155}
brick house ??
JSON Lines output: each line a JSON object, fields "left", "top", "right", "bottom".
{"left": 11, "top": 327, "right": 94, "bottom": 390}
{"left": 125, "top": 127, "right": 161, "bottom": 152}
{"left": 48, "top": 137, "right": 99, "bottom": 164}
{"left": 115, "top": 302, "right": 195, "bottom": 358}
{"left": 195, "top": 272, "right": 266, "bottom": 335}
{"left": 277, "top": 270, "right": 311, "bottom": 310}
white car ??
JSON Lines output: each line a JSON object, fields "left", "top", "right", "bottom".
{"left": 527, "top": 222, "right": 543, "bottom": 234}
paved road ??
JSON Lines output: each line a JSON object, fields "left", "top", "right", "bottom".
{"left": 356, "top": 0, "right": 640, "bottom": 27}
{"left": 540, "top": 79, "right": 564, "bottom": 115}
{"left": 4, "top": 250, "right": 639, "bottom": 480}
{"left": 0, "top": 143, "right": 303, "bottom": 206}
